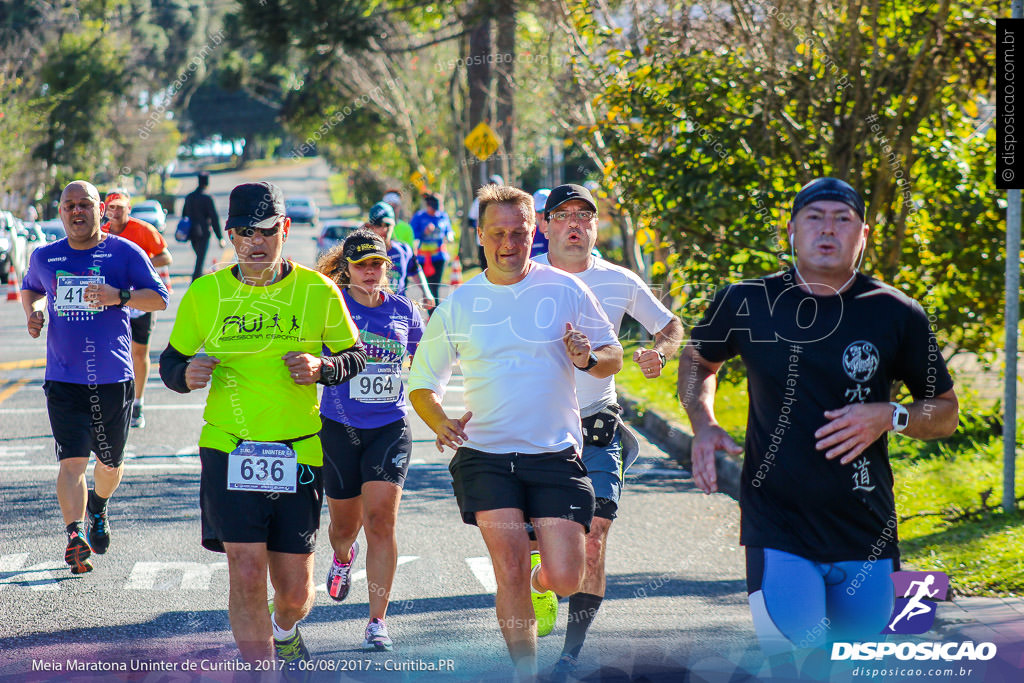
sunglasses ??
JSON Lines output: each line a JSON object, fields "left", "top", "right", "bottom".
{"left": 232, "top": 224, "right": 282, "bottom": 238}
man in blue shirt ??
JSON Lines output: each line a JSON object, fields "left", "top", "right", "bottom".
{"left": 21, "top": 180, "right": 169, "bottom": 574}
{"left": 365, "top": 202, "right": 434, "bottom": 311}
{"left": 410, "top": 192, "right": 454, "bottom": 301}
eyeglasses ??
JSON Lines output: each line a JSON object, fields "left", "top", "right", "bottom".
{"left": 232, "top": 224, "right": 281, "bottom": 238}
{"left": 549, "top": 210, "right": 595, "bottom": 222}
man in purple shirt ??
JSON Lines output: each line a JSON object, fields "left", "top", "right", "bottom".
{"left": 21, "top": 180, "right": 168, "bottom": 574}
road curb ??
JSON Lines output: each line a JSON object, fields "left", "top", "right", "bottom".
{"left": 619, "top": 393, "right": 743, "bottom": 500}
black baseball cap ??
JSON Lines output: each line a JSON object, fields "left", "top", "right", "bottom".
{"left": 791, "top": 177, "right": 865, "bottom": 221}
{"left": 544, "top": 183, "right": 597, "bottom": 220}
{"left": 343, "top": 231, "right": 392, "bottom": 264}
{"left": 226, "top": 182, "right": 285, "bottom": 230}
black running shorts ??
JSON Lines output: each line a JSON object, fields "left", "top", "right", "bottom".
{"left": 321, "top": 415, "right": 413, "bottom": 499}
{"left": 199, "top": 448, "right": 323, "bottom": 554}
{"left": 129, "top": 312, "right": 154, "bottom": 345}
{"left": 44, "top": 380, "right": 133, "bottom": 467}
{"left": 449, "top": 447, "right": 595, "bottom": 532}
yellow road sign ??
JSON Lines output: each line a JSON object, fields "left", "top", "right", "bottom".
{"left": 464, "top": 122, "right": 500, "bottom": 161}
{"left": 410, "top": 171, "right": 427, "bottom": 193}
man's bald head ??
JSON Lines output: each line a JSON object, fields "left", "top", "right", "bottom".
{"left": 60, "top": 180, "right": 101, "bottom": 203}
{"left": 59, "top": 180, "right": 105, "bottom": 247}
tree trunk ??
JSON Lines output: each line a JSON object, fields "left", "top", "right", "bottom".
{"left": 493, "top": 0, "right": 516, "bottom": 183}
{"left": 462, "top": 4, "right": 492, "bottom": 264}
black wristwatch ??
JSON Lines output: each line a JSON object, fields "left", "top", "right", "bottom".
{"left": 576, "top": 351, "right": 599, "bottom": 373}
{"left": 655, "top": 350, "right": 667, "bottom": 368}
{"left": 118, "top": 288, "right": 132, "bottom": 307}
{"left": 318, "top": 357, "right": 339, "bottom": 385}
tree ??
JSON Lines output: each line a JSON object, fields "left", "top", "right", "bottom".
{"left": 0, "top": 0, "right": 224, "bottom": 210}
{"left": 562, "top": 0, "right": 1002, "bottom": 355}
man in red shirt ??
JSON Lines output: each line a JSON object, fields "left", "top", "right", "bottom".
{"left": 103, "top": 191, "right": 173, "bottom": 429}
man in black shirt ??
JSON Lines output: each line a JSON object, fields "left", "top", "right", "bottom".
{"left": 677, "top": 178, "right": 958, "bottom": 654}
{"left": 182, "top": 172, "right": 224, "bottom": 282}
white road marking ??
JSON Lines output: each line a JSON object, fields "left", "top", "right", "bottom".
{"left": 315, "top": 555, "right": 419, "bottom": 592}
{"left": 0, "top": 446, "right": 44, "bottom": 457}
{"left": 0, "top": 554, "right": 29, "bottom": 571}
{"left": 125, "top": 561, "right": 228, "bottom": 590}
{"left": 629, "top": 467, "right": 690, "bottom": 477}
{"left": 0, "top": 404, "right": 207, "bottom": 415}
{"left": 0, "top": 554, "right": 60, "bottom": 591}
{"left": 465, "top": 556, "right": 497, "bottom": 594}
{"left": 0, "top": 463, "right": 201, "bottom": 472}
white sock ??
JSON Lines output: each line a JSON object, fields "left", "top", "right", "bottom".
{"left": 271, "top": 611, "right": 296, "bottom": 640}
{"left": 133, "top": 398, "right": 143, "bottom": 408}
{"left": 530, "top": 560, "right": 544, "bottom": 594}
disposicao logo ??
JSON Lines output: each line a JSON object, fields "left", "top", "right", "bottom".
{"left": 831, "top": 570, "right": 998, "bottom": 663}
{"left": 884, "top": 570, "right": 949, "bottom": 635}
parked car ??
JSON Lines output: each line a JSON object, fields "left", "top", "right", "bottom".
{"left": 315, "top": 219, "right": 361, "bottom": 260}
{"left": 38, "top": 219, "right": 66, "bottom": 243}
{"left": 286, "top": 196, "right": 319, "bottom": 225}
{"left": 0, "top": 211, "right": 29, "bottom": 282}
{"left": 22, "top": 222, "right": 47, "bottom": 260}
{"left": 130, "top": 200, "right": 167, "bottom": 232}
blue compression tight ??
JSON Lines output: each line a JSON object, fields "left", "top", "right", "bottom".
{"left": 746, "top": 546, "right": 895, "bottom": 653}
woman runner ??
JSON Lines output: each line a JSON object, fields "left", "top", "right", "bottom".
{"left": 317, "top": 229, "right": 426, "bottom": 652}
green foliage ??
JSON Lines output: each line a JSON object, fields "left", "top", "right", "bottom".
{"left": 574, "top": 0, "right": 1003, "bottom": 355}
{"left": 0, "top": 0, "right": 224, "bottom": 210}
{"left": 617, "top": 342, "right": 749, "bottom": 440}
{"left": 35, "top": 30, "right": 131, "bottom": 180}
{"left": 894, "top": 415, "right": 1024, "bottom": 595}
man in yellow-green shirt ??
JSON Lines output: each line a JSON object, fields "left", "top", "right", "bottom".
{"left": 159, "top": 182, "right": 366, "bottom": 671}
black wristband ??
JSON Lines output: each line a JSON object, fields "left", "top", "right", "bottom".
{"left": 317, "top": 356, "right": 340, "bottom": 385}
{"left": 576, "top": 351, "right": 599, "bottom": 372}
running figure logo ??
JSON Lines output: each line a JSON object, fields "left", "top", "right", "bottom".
{"left": 883, "top": 571, "right": 949, "bottom": 634}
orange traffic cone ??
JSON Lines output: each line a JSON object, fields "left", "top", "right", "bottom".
{"left": 449, "top": 258, "right": 463, "bottom": 288}
{"left": 6, "top": 265, "right": 19, "bottom": 302}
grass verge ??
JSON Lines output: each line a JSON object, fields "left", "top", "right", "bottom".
{"left": 615, "top": 344, "right": 1023, "bottom": 596}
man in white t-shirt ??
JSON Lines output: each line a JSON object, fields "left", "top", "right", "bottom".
{"left": 409, "top": 184, "right": 621, "bottom": 677}
{"left": 535, "top": 183, "right": 683, "bottom": 680}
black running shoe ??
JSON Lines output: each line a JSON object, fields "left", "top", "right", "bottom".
{"left": 64, "top": 531, "right": 93, "bottom": 574}
{"left": 87, "top": 508, "right": 110, "bottom": 554}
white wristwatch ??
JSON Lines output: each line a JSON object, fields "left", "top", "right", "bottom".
{"left": 890, "top": 402, "right": 909, "bottom": 433}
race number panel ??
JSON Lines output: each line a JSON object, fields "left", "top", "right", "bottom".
{"left": 55, "top": 276, "right": 104, "bottom": 312}
{"left": 227, "top": 441, "right": 297, "bottom": 493}
{"left": 350, "top": 363, "right": 401, "bottom": 403}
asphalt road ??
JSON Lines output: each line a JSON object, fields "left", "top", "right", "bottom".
{"left": 0, "top": 164, "right": 759, "bottom": 682}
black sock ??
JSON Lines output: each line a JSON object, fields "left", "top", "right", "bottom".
{"left": 66, "top": 521, "right": 83, "bottom": 536}
{"left": 562, "top": 592, "right": 603, "bottom": 659}
{"left": 87, "top": 490, "right": 108, "bottom": 515}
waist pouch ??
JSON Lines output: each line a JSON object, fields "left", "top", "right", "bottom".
{"left": 581, "top": 404, "right": 622, "bottom": 447}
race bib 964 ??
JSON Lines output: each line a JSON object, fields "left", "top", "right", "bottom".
{"left": 350, "top": 363, "right": 401, "bottom": 403}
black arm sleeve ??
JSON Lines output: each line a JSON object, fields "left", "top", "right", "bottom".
{"left": 159, "top": 343, "right": 192, "bottom": 394}
{"left": 318, "top": 342, "right": 368, "bottom": 386}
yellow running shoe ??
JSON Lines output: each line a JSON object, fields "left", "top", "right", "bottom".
{"left": 530, "top": 550, "right": 558, "bottom": 637}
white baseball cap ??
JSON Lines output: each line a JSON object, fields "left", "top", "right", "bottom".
{"left": 532, "top": 189, "right": 551, "bottom": 213}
